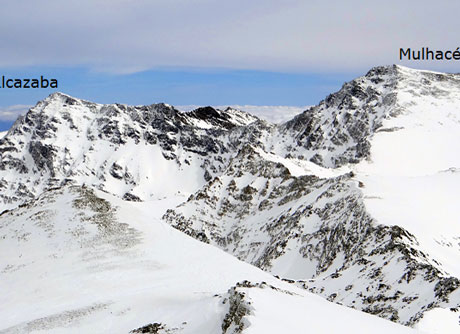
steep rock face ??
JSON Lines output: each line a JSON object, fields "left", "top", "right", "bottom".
{"left": 163, "top": 145, "right": 460, "bottom": 325}
{"left": 163, "top": 145, "right": 352, "bottom": 270}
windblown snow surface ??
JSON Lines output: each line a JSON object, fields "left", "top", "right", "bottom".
{"left": 1, "top": 65, "right": 459, "bottom": 333}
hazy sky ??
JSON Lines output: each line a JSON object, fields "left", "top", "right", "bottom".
{"left": 1, "top": 0, "right": 460, "bottom": 130}
{"left": 2, "top": 0, "right": 460, "bottom": 72}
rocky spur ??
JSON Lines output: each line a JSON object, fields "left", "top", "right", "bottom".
{"left": 0, "top": 75, "right": 58, "bottom": 88}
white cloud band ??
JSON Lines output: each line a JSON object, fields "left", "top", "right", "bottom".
{"left": 0, "top": 105, "right": 31, "bottom": 121}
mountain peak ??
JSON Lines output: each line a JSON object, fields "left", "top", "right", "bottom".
{"left": 187, "top": 106, "right": 259, "bottom": 129}
{"left": 364, "top": 64, "right": 398, "bottom": 78}
{"left": 43, "top": 92, "right": 92, "bottom": 106}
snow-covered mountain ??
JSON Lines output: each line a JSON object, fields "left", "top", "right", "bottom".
{"left": 163, "top": 65, "right": 460, "bottom": 327}
{"left": 1, "top": 65, "right": 459, "bottom": 333}
{"left": 0, "top": 94, "right": 260, "bottom": 210}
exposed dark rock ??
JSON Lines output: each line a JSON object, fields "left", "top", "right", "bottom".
{"left": 131, "top": 323, "right": 165, "bottom": 333}
{"left": 123, "top": 192, "right": 142, "bottom": 202}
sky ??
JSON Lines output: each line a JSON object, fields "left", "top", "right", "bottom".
{"left": 1, "top": 0, "right": 460, "bottom": 130}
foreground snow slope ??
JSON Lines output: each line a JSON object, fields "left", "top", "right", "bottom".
{"left": 0, "top": 186, "right": 420, "bottom": 333}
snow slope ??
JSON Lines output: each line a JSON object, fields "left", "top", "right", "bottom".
{"left": 0, "top": 186, "right": 420, "bottom": 333}
{"left": 355, "top": 66, "right": 460, "bottom": 278}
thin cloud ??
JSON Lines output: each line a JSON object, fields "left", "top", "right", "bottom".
{"left": 0, "top": 105, "right": 31, "bottom": 121}
{"left": 0, "top": 1, "right": 460, "bottom": 73}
